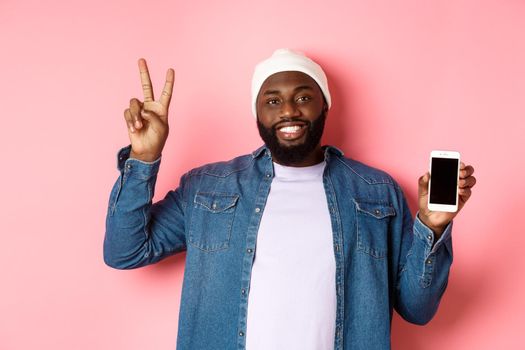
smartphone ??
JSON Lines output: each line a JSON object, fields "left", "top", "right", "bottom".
{"left": 428, "top": 150, "right": 461, "bottom": 212}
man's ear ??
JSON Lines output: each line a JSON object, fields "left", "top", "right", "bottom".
{"left": 321, "top": 95, "right": 328, "bottom": 112}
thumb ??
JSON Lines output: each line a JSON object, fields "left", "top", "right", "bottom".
{"left": 418, "top": 172, "right": 430, "bottom": 199}
{"left": 141, "top": 110, "right": 164, "bottom": 129}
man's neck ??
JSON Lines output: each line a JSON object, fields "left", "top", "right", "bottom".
{"left": 272, "top": 146, "right": 324, "bottom": 167}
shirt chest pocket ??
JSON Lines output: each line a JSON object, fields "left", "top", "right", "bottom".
{"left": 188, "top": 192, "right": 239, "bottom": 252}
{"left": 354, "top": 200, "right": 396, "bottom": 259}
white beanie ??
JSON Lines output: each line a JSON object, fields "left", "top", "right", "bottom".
{"left": 251, "top": 48, "right": 331, "bottom": 118}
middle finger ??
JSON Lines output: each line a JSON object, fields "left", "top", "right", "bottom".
{"left": 138, "top": 58, "right": 154, "bottom": 102}
{"left": 459, "top": 176, "right": 477, "bottom": 188}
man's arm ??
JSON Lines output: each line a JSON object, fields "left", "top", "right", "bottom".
{"left": 103, "top": 145, "right": 187, "bottom": 269}
{"left": 393, "top": 162, "right": 475, "bottom": 324}
{"left": 393, "top": 192, "right": 453, "bottom": 325}
{"left": 104, "top": 58, "right": 184, "bottom": 269}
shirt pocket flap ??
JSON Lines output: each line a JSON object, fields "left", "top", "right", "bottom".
{"left": 355, "top": 201, "right": 396, "bottom": 219}
{"left": 194, "top": 192, "right": 239, "bottom": 213}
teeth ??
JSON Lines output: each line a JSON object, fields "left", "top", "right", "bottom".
{"left": 279, "top": 125, "right": 302, "bottom": 133}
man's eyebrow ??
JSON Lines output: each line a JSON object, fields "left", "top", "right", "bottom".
{"left": 263, "top": 89, "right": 281, "bottom": 96}
{"left": 262, "top": 85, "right": 314, "bottom": 96}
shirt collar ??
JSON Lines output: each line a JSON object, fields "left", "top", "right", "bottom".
{"left": 251, "top": 144, "right": 344, "bottom": 159}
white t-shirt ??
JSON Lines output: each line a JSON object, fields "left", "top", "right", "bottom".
{"left": 245, "top": 161, "right": 337, "bottom": 350}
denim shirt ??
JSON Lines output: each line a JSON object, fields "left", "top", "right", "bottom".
{"left": 104, "top": 144, "right": 453, "bottom": 350}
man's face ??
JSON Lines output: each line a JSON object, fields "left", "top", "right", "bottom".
{"left": 256, "top": 71, "right": 327, "bottom": 166}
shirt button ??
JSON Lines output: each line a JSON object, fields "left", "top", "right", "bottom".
{"left": 335, "top": 245, "right": 340, "bottom": 252}
{"left": 239, "top": 331, "right": 244, "bottom": 337}
{"left": 266, "top": 174, "right": 271, "bottom": 178}
{"left": 241, "top": 289, "right": 246, "bottom": 294}
{"left": 374, "top": 209, "right": 380, "bottom": 215}
{"left": 126, "top": 164, "right": 132, "bottom": 170}
{"left": 427, "top": 235, "right": 432, "bottom": 240}
{"left": 426, "top": 259, "right": 432, "bottom": 264}
{"left": 212, "top": 203, "right": 217, "bottom": 210}
{"left": 247, "top": 248, "right": 253, "bottom": 253}
{"left": 255, "top": 207, "right": 261, "bottom": 213}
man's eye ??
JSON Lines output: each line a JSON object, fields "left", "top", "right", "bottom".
{"left": 267, "top": 99, "right": 279, "bottom": 105}
{"left": 297, "top": 96, "right": 311, "bottom": 102}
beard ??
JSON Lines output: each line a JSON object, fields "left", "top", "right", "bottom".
{"left": 256, "top": 111, "right": 327, "bottom": 166}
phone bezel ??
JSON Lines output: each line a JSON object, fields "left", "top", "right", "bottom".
{"left": 428, "top": 150, "right": 461, "bottom": 213}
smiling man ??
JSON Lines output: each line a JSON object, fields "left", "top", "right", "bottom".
{"left": 104, "top": 49, "right": 476, "bottom": 350}
{"left": 255, "top": 69, "right": 328, "bottom": 167}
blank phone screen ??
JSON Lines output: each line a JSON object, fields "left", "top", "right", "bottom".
{"left": 429, "top": 158, "right": 458, "bottom": 205}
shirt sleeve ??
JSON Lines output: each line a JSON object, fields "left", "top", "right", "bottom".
{"left": 393, "top": 186, "right": 454, "bottom": 325}
{"left": 103, "top": 145, "right": 188, "bottom": 269}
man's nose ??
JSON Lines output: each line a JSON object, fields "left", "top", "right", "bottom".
{"left": 280, "top": 101, "right": 301, "bottom": 118}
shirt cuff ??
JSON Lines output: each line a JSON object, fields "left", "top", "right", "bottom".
{"left": 116, "top": 144, "right": 162, "bottom": 179}
{"left": 414, "top": 212, "right": 453, "bottom": 255}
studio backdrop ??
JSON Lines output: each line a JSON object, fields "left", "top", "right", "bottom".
{"left": 1, "top": 0, "right": 524, "bottom": 349}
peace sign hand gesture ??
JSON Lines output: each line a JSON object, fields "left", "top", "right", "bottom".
{"left": 123, "top": 58, "right": 175, "bottom": 162}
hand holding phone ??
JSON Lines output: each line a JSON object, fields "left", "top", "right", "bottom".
{"left": 417, "top": 151, "right": 476, "bottom": 237}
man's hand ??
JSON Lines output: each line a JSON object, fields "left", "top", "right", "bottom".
{"left": 417, "top": 162, "right": 476, "bottom": 237}
{"left": 123, "top": 58, "right": 175, "bottom": 162}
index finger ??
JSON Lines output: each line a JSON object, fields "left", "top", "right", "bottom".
{"left": 138, "top": 58, "right": 154, "bottom": 102}
{"left": 460, "top": 164, "right": 475, "bottom": 178}
{"left": 159, "top": 68, "right": 175, "bottom": 108}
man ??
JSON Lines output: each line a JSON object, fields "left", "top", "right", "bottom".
{"left": 104, "top": 49, "right": 476, "bottom": 350}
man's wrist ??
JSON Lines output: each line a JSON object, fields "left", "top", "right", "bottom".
{"left": 417, "top": 213, "right": 447, "bottom": 238}
{"left": 130, "top": 149, "right": 161, "bottom": 162}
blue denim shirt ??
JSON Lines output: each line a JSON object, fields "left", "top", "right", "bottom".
{"left": 104, "top": 144, "right": 453, "bottom": 350}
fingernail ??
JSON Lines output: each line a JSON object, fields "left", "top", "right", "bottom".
{"left": 135, "top": 120, "right": 141, "bottom": 128}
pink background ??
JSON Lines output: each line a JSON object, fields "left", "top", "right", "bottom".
{"left": 1, "top": 0, "right": 524, "bottom": 348}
